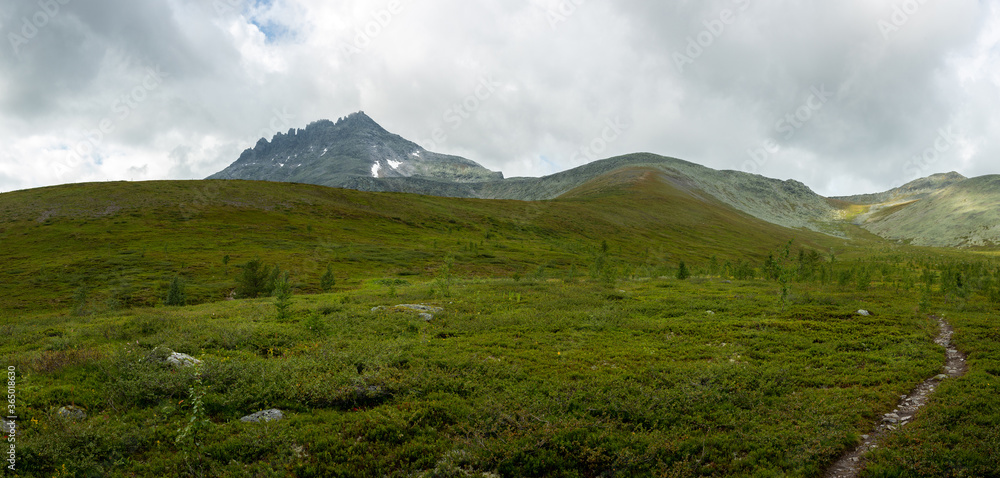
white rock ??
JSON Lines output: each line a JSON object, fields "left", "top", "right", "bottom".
{"left": 857, "top": 310, "right": 872, "bottom": 316}
{"left": 166, "top": 352, "right": 202, "bottom": 368}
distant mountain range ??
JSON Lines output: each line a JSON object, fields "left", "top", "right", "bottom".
{"left": 209, "top": 112, "right": 1000, "bottom": 248}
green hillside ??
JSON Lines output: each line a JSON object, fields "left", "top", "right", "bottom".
{"left": 2, "top": 176, "right": 999, "bottom": 477}
{"left": 860, "top": 175, "right": 1000, "bottom": 248}
{"left": 0, "top": 174, "right": 846, "bottom": 316}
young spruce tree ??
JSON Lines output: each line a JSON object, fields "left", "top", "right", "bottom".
{"left": 165, "top": 276, "right": 187, "bottom": 306}
{"left": 677, "top": 261, "right": 691, "bottom": 280}
{"left": 320, "top": 264, "right": 336, "bottom": 292}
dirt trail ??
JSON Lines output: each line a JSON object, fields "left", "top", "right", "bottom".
{"left": 824, "top": 316, "right": 967, "bottom": 478}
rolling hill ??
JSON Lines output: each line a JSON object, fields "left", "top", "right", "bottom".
{"left": 856, "top": 175, "right": 1000, "bottom": 247}
{"left": 0, "top": 169, "right": 854, "bottom": 315}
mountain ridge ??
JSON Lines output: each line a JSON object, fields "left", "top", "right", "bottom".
{"left": 204, "top": 112, "right": 999, "bottom": 248}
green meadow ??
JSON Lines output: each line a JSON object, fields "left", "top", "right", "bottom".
{"left": 1, "top": 178, "right": 998, "bottom": 477}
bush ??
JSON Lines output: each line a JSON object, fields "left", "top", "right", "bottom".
{"left": 304, "top": 313, "right": 330, "bottom": 336}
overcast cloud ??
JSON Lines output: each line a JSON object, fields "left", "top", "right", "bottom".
{"left": 0, "top": 0, "right": 997, "bottom": 196}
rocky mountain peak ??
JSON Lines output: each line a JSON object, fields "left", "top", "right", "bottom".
{"left": 208, "top": 112, "right": 503, "bottom": 186}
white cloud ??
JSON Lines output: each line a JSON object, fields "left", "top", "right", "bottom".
{"left": 0, "top": 0, "right": 998, "bottom": 196}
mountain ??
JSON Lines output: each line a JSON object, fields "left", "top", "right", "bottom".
{"left": 207, "top": 112, "right": 504, "bottom": 186}
{"left": 209, "top": 114, "right": 842, "bottom": 234}
{"left": 832, "top": 172, "right": 967, "bottom": 206}
{"left": 208, "top": 112, "right": 999, "bottom": 247}
{"left": 824, "top": 172, "right": 1000, "bottom": 247}
{"left": 850, "top": 175, "right": 1000, "bottom": 247}
{"left": 474, "top": 153, "right": 843, "bottom": 234}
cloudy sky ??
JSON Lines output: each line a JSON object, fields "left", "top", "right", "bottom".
{"left": 0, "top": 0, "right": 997, "bottom": 196}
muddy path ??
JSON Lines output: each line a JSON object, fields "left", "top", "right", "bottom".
{"left": 824, "top": 316, "right": 967, "bottom": 478}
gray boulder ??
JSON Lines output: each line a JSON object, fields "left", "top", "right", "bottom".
{"left": 240, "top": 409, "right": 284, "bottom": 423}
{"left": 146, "top": 347, "right": 202, "bottom": 368}
{"left": 57, "top": 405, "right": 87, "bottom": 421}
{"left": 395, "top": 304, "right": 444, "bottom": 313}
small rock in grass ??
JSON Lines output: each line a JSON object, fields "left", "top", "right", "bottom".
{"left": 395, "top": 304, "right": 444, "bottom": 313}
{"left": 166, "top": 352, "right": 202, "bottom": 368}
{"left": 57, "top": 405, "right": 87, "bottom": 421}
{"left": 934, "top": 374, "right": 949, "bottom": 380}
{"left": 420, "top": 313, "right": 434, "bottom": 321}
{"left": 857, "top": 310, "right": 872, "bottom": 316}
{"left": 146, "top": 346, "right": 201, "bottom": 368}
{"left": 240, "top": 409, "right": 284, "bottom": 423}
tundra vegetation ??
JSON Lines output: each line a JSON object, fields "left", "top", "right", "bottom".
{"left": 0, "top": 179, "right": 998, "bottom": 477}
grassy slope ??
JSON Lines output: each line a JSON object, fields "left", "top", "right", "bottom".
{"left": 0, "top": 175, "right": 848, "bottom": 316}
{"left": 4, "top": 274, "right": 958, "bottom": 477}
{"left": 2, "top": 175, "right": 999, "bottom": 477}
{"left": 862, "top": 175, "right": 1000, "bottom": 248}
